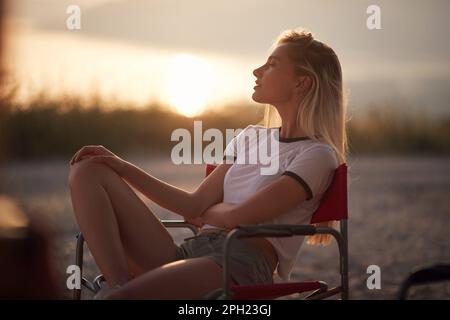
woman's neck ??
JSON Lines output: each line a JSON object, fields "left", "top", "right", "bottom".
{"left": 279, "top": 123, "right": 308, "bottom": 139}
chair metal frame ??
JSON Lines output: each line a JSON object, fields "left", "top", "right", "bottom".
{"left": 217, "top": 220, "right": 348, "bottom": 299}
{"left": 72, "top": 163, "right": 349, "bottom": 300}
{"left": 72, "top": 221, "right": 198, "bottom": 300}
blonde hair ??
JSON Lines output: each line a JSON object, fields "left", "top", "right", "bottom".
{"left": 259, "top": 28, "right": 349, "bottom": 246}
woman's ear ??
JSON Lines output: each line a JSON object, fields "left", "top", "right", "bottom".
{"left": 297, "top": 75, "right": 312, "bottom": 92}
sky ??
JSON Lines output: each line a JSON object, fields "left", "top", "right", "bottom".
{"left": 3, "top": 0, "right": 450, "bottom": 116}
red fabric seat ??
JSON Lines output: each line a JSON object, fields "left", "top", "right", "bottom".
{"left": 230, "top": 281, "right": 325, "bottom": 300}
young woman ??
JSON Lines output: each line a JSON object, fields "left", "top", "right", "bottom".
{"left": 68, "top": 28, "right": 348, "bottom": 299}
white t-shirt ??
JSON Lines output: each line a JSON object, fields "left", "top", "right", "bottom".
{"left": 201, "top": 124, "right": 339, "bottom": 281}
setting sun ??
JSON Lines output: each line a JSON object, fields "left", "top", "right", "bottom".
{"left": 163, "top": 54, "right": 216, "bottom": 117}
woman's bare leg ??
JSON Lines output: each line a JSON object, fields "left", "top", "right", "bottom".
{"left": 68, "top": 158, "right": 179, "bottom": 287}
{"left": 104, "top": 257, "right": 224, "bottom": 300}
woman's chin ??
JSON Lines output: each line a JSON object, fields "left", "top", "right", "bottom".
{"left": 251, "top": 92, "right": 265, "bottom": 104}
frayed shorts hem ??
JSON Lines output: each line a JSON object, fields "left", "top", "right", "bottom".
{"left": 174, "top": 230, "right": 273, "bottom": 286}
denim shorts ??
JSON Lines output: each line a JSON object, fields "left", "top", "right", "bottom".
{"left": 174, "top": 229, "right": 274, "bottom": 286}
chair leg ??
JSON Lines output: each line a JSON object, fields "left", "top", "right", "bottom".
{"left": 73, "top": 232, "right": 103, "bottom": 299}
{"left": 340, "top": 220, "right": 350, "bottom": 300}
{"left": 201, "top": 288, "right": 225, "bottom": 300}
{"left": 93, "top": 274, "right": 106, "bottom": 292}
{"left": 73, "top": 232, "right": 84, "bottom": 300}
{"left": 73, "top": 221, "right": 198, "bottom": 299}
{"left": 305, "top": 286, "right": 342, "bottom": 300}
{"left": 304, "top": 281, "right": 328, "bottom": 299}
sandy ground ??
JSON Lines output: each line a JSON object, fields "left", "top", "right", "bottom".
{"left": 0, "top": 154, "right": 449, "bottom": 300}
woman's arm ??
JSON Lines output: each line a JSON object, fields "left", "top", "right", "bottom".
{"left": 86, "top": 154, "right": 232, "bottom": 219}
{"left": 117, "top": 160, "right": 200, "bottom": 218}
{"left": 71, "top": 145, "right": 233, "bottom": 219}
{"left": 201, "top": 175, "right": 310, "bottom": 230}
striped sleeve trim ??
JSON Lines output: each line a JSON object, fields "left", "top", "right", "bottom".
{"left": 282, "top": 171, "right": 313, "bottom": 200}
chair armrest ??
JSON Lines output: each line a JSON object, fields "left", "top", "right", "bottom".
{"left": 234, "top": 224, "right": 317, "bottom": 238}
{"left": 160, "top": 219, "right": 198, "bottom": 235}
{"left": 218, "top": 223, "right": 345, "bottom": 299}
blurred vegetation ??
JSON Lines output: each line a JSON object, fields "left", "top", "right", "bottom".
{"left": 348, "top": 104, "right": 450, "bottom": 155}
{"left": 0, "top": 88, "right": 264, "bottom": 162}
{"left": 0, "top": 87, "right": 449, "bottom": 162}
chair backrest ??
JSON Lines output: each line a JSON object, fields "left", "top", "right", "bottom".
{"left": 310, "top": 163, "right": 348, "bottom": 223}
{"left": 204, "top": 163, "right": 348, "bottom": 223}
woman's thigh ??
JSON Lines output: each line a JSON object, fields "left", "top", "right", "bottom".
{"left": 105, "top": 257, "right": 223, "bottom": 300}
{"left": 70, "top": 159, "right": 179, "bottom": 276}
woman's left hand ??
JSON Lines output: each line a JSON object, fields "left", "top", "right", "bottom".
{"left": 201, "top": 202, "right": 236, "bottom": 230}
{"left": 88, "top": 155, "right": 127, "bottom": 175}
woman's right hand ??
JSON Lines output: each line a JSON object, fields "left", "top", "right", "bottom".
{"left": 70, "top": 145, "right": 116, "bottom": 166}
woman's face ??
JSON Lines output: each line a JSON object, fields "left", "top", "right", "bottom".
{"left": 252, "top": 43, "right": 302, "bottom": 105}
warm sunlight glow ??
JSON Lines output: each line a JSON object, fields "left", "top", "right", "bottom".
{"left": 163, "top": 54, "right": 216, "bottom": 117}
{"left": 6, "top": 24, "right": 255, "bottom": 111}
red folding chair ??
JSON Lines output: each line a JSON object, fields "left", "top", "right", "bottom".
{"left": 73, "top": 163, "right": 348, "bottom": 300}
{"left": 200, "top": 162, "right": 349, "bottom": 300}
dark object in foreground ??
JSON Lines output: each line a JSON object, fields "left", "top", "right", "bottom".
{"left": 0, "top": 196, "right": 59, "bottom": 299}
{"left": 397, "top": 264, "right": 450, "bottom": 300}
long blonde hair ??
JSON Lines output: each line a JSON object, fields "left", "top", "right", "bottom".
{"left": 259, "top": 28, "right": 349, "bottom": 246}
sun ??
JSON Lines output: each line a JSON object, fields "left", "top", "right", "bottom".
{"left": 163, "top": 54, "right": 216, "bottom": 117}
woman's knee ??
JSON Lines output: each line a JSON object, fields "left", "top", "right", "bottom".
{"left": 69, "top": 158, "right": 109, "bottom": 188}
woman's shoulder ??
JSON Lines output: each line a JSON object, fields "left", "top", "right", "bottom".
{"left": 308, "top": 141, "right": 334, "bottom": 151}
{"left": 302, "top": 142, "right": 339, "bottom": 168}
{"left": 286, "top": 141, "right": 337, "bottom": 166}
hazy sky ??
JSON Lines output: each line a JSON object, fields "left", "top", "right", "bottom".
{"left": 5, "top": 0, "right": 450, "bottom": 116}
